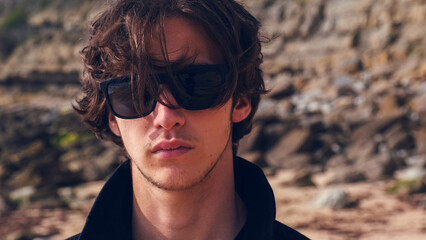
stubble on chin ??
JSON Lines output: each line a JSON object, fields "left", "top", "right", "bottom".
{"left": 132, "top": 155, "right": 219, "bottom": 191}
{"left": 131, "top": 129, "right": 232, "bottom": 192}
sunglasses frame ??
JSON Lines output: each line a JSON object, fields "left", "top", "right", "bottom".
{"left": 100, "top": 64, "right": 229, "bottom": 119}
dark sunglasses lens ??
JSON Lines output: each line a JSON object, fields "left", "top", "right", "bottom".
{"left": 107, "top": 81, "right": 155, "bottom": 118}
{"left": 172, "top": 69, "right": 225, "bottom": 110}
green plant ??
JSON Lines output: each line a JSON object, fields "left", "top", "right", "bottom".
{"left": 12, "top": 196, "right": 30, "bottom": 207}
{"left": 294, "top": 0, "right": 307, "bottom": 7}
{"left": 52, "top": 131, "right": 79, "bottom": 149}
{"left": 51, "top": 130, "right": 94, "bottom": 149}
{"left": 386, "top": 179, "right": 417, "bottom": 194}
{"left": 40, "top": 0, "right": 53, "bottom": 9}
{"left": 0, "top": 10, "right": 28, "bottom": 31}
{"left": 409, "top": 45, "right": 426, "bottom": 57}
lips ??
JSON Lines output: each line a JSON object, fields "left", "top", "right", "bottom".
{"left": 152, "top": 139, "right": 193, "bottom": 158}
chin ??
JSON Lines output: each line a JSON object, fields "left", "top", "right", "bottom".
{"left": 132, "top": 151, "right": 221, "bottom": 191}
{"left": 152, "top": 174, "right": 203, "bottom": 191}
{"left": 144, "top": 163, "right": 216, "bottom": 191}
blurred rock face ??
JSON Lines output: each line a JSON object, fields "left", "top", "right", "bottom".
{"left": 0, "top": 0, "right": 425, "bottom": 214}
{"left": 0, "top": 106, "right": 121, "bottom": 212}
{"left": 240, "top": 0, "right": 426, "bottom": 187}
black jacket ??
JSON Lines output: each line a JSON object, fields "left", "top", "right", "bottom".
{"left": 67, "top": 157, "right": 310, "bottom": 240}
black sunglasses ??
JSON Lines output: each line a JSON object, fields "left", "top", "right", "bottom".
{"left": 100, "top": 64, "right": 229, "bottom": 119}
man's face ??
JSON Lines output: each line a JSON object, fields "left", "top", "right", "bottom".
{"left": 108, "top": 16, "right": 251, "bottom": 191}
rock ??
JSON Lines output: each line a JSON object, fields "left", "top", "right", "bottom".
{"left": 255, "top": 98, "right": 293, "bottom": 120}
{"left": 410, "top": 176, "right": 426, "bottom": 194}
{"left": 261, "top": 121, "right": 293, "bottom": 151}
{"left": 59, "top": 144, "right": 119, "bottom": 182}
{"left": 7, "top": 164, "right": 42, "bottom": 189}
{"left": 0, "top": 165, "right": 4, "bottom": 179}
{"left": 336, "top": 55, "right": 363, "bottom": 74}
{"left": 238, "top": 124, "right": 262, "bottom": 154}
{"left": 266, "top": 129, "right": 313, "bottom": 168}
{"left": 394, "top": 167, "right": 426, "bottom": 181}
{"left": 346, "top": 139, "right": 376, "bottom": 162}
{"left": 302, "top": 75, "right": 331, "bottom": 94}
{"left": 264, "top": 34, "right": 353, "bottom": 75}
{"left": 272, "top": 153, "right": 312, "bottom": 170}
{"left": 13, "top": 140, "right": 45, "bottom": 161}
{"left": 239, "top": 151, "right": 266, "bottom": 168}
{"left": 262, "top": 36, "right": 285, "bottom": 57}
{"left": 290, "top": 169, "right": 316, "bottom": 187}
{"left": 334, "top": 75, "right": 354, "bottom": 88}
{"left": 0, "top": 196, "right": 8, "bottom": 216}
{"left": 276, "top": 99, "right": 294, "bottom": 118}
{"left": 383, "top": 123, "right": 414, "bottom": 150}
{"left": 351, "top": 115, "right": 400, "bottom": 143}
{"left": 377, "top": 95, "right": 401, "bottom": 118}
{"left": 288, "top": 35, "right": 354, "bottom": 55}
{"left": 291, "top": 88, "right": 325, "bottom": 114}
{"left": 369, "top": 79, "right": 392, "bottom": 96}
{"left": 328, "top": 97, "right": 373, "bottom": 126}
{"left": 321, "top": 0, "right": 372, "bottom": 34}
{"left": 73, "top": 181, "right": 104, "bottom": 200}
{"left": 317, "top": 167, "right": 367, "bottom": 185}
{"left": 293, "top": 75, "right": 310, "bottom": 92}
{"left": 394, "top": 56, "right": 423, "bottom": 81}
{"left": 417, "top": 82, "right": 426, "bottom": 94}
{"left": 67, "top": 181, "right": 104, "bottom": 211}
{"left": 325, "top": 154, "right": 349, "bottom": 169}
{"left": 261, "top": 57, "right": 295, "bottom": 76}
{"left": 57, "top": 187, "right": 73, "bottom": 200}
{"left": 275, "top": 168, "right": 315, "bottom": 187}
{"left": 334, "top": 75, "right": 357, "bottom": 96}
{"left": 31, "top": 197, "right": 64, "bottom": 209}
{"left": 405, "top": 155, "right": 426, "bottom": 167}
{"left": 363, "top": 52, "right": 391, "bottom": 70}
{"left": 9, "top": 186, "right": 35, "bottom": 205}
{"left": 357, "top": 153, "right": 397, "bottom": 181}
{"left": 387, "top": 175, "right": 426, "bottom": 195}
{"left": 298, "top": 0, "right": 324, "bottom": 37}
{"left": 267, "top": 73, "right": 294, "bottom": 99}
{"left": 408, "top": 93, "right": 426, "bottom": 113}
{"left": 359, "top": 24, "right": 392, "bottom": 51}
{"left": 285, "top": 154, "right": 312, "bottom": 169}
{"left": 418, "top": 196, "right": 426, "bottom": 210}
{"left": 255, "top": 99, "right": 281, "bottom": 120}
{"left": 311, "top": 187, "right": 352, "bottom": 209}
{"left": 312, "top": 171, "right": 335, "bottom": 187}
{"left": 257, "top": 0, "right": 301, "bottom": 38}
{"left": 262, "top": 167, "right": 277, "bottom": 177}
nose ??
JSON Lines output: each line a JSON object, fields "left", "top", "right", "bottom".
{"left": 152, "top": 88, "right": 185, "bottom": 130}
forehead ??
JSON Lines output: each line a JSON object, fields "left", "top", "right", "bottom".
{"left": 148, "top": 16, "right": 224, "bottom": 65}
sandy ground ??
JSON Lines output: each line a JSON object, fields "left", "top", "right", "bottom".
{"left": 269, "top": 171, "right": 426, "bottom": 240}
{"left": 1, "top": 171, "right": 425, "bottom": 240}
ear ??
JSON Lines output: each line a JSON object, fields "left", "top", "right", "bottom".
{"left": 232, "top": 96, "right": 252, "bottom": 123}
{"left": 108, "top": 112, "right": 122, "bottom": 137}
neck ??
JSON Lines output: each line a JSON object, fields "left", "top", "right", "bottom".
{"left": 131, "top": 154, "right": 246, "bottom": 240}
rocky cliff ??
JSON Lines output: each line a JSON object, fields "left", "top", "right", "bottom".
{"left": 0, "top": 0, "right": 425, "bottom": 224}
{"left": 241, "top": 0, "right": 426, "bottom": 187}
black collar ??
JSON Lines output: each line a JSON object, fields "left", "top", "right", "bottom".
{"left": 234, "top": 156, "right": 276, "bottom": 239}
{"left": 78, "top": 156, "right": 277, "bottom": 240}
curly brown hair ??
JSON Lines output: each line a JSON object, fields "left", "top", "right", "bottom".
{"left": 74, "top": 0, "right": 266, "bottom": 154}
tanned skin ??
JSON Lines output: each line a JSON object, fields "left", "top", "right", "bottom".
{"left": 108, "top": 16, "right": 252, "bottom": 240}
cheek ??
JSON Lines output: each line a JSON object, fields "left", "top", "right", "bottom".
{"left": 117, "top": 118, "right": 150, "bottom": 133}
{"left": 116, "top": 120, "right": 150, "bottom": 149}
{"left": 195, "top": 107, "right": 232, "bottom": 138}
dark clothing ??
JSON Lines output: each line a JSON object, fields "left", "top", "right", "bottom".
{"left": 67, "top": 157, "right": 310, "bottom": 240}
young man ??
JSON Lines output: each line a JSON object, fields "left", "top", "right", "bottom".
{"left": 69, "top": 0, "right": 309, "bottom": 239}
